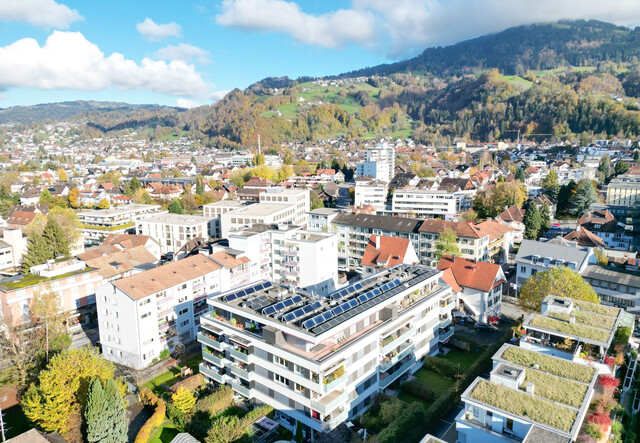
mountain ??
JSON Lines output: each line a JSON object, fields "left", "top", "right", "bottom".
{"left": 0, "top": 100, "right": 176, "bottom": 125}
{"left": 338, "top": 20, "right": 640, "bottom": 78}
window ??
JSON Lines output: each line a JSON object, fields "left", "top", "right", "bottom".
{"left": 276, "top": 356, "right": 289, "bottom": 367}
{"left": 294, "top": 383, "right": 306, "bottom": 394}
{"left": 274, "top": 374, "right": 288, "bottom": 386}
{"left": 506, "top": 418, "right": 514, "bottom": 431}
{"left": 139, "top": 298, "right": 150, "bottom": 306}
{"left": 141, "top": 312, "right": 150, "bottom": 319}
{"left": 178, "top": 308, "right": 189, "bottom": 315}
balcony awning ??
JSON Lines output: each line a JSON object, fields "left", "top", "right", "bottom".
{"left": 230, "top": 335, "right": 250, "bottom": 347}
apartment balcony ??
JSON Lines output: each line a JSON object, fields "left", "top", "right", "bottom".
{"left": 284, "top": 250, "right": 299, "bottom": 257}
{"left": 199, "top": 363, "right": 229, "bottom": 384}
{"left": 227, "top": 363, "right": 253, "bottom": 381}
{"left": 197, "top": 332, "right": 227, "bottom": 352}
{"left": 439, "top": 315, "right": 453, "bottom": 328}
{"left": 229, "top": 379, "right": 254, "bottom": 398}
{"left": 380, "top": 343, "right": 415, "bottom": 372}
{"left": 322, "top": 367, "right": 347, "bottom": 393}
{"left": 379, "top": 355, "right": 415, "bottom": 390}
{"left": 438, "top": 327, "right": 454, "bottom": 343}
{"left": 311, "top": 389, "right": 348, "bottom": 415}
{"left": 439, "top": 298, "right": 456, "bottom": 314}
{"left": 203, "top": 349, "right": 226, "bottom": 367}
{"left": 380, "top": 326, "right": 415, "bottom": 355}
{"left": 321, "top": 408, "right": 348, "bottom": 432}
{"left": 229, "top": 347, "right": 253, "bottom": 364}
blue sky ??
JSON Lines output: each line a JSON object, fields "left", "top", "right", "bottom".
{"left": 0, "top": 0, "right": 639, "bottom": 108}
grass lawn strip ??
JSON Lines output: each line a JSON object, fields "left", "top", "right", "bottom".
{"left": 469, "top": 380, "right": 576, "bottom": 432}
{"left": 573, "top": 301, "right": 619, "bottom": 317}
{"left": 148, "top": 422, "right": 180, "bottom": 443}
{"left": 520, "top": 368, "right": 588, "bottom": 408}
{"left": 548, "top": 310, "right": 617, "bottom": 331}
{"left": 529, "top": 315, "right": 611, "bottom": 343}
{"left": 501, "top": 346, "right": 595, "bottom": 383}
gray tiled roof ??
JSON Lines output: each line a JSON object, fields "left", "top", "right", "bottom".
{"left": 516, "top": 239, "right": 590, "bottom": 267}
{"left": 583, "top": 264, "right": 640, "bottom": 288}
{"left": 333, "top": 213, "right": 422, "bottom": 233}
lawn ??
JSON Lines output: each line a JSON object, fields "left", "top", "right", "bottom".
{"left": 443, "top": 348, "right": 479, "bottom": 371}
{"left": 142, "top": 355, "right": 203, "bottom": 395}
{"left": 148, "top": 422, "right": 180, "bottom": 443}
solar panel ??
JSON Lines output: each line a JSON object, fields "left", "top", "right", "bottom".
{"left": 245, "top": 287, "right": 255, "bottom": 296}
{"left": 291, "top": 295, "right": 304, "bottom": 304}
{"left": 283, "top": 312, "right": 296, "bottom": 322}
{"left": 302, "top": 318, "right": 316, "bottom": 329}
{"left": 354, "top": 283, "right": 362, "bottom": 290}
{"left": 224, "top": 292, "right": 241, "bottom": 302}
{"left": 282, "top": 298, "right": 295, "bottom": 308}
{"left": 263, "top": 305, "right": 277, "bottom": 316}
{"left": 372, "top": 288, "right": 381, "bottom": 296}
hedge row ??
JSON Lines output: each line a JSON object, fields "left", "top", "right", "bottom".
{"left": 195, "top": 384, "right": 234, "bottom": 417}
{"left": 205, "top": 404, "right": 274, "bottom": 443}
{"left": 376, "top": 402, "right": 426, "bottom": 443}
{"left": 422, "top": 356, "right": 461, "bottom": 379}
{"left": 135, "top": 388, "right": 167, "bottom": 443}
{"left": 170, "top": 373, "right": 204, "bottom": 393}
{"left": 401, "top": 379, "right": 434, "bottom": 403}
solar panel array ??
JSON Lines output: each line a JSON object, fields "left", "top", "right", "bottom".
{"left": 262, "top": 294, "right": 304, "bottom": 316}
{"left": 223, "top": 281, "right": 273, "bottom": 302}
{"left": 282, "top": 300, "right": 322, "bottom": 323}
{"left": 246, "top": 294, "right": 270, "bottom": 311}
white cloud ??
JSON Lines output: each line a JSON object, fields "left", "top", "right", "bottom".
{"left": 176, "top": 98, "right": 200, "bottom": 109}
{"left": 0, "top": 0, "right": 82, "bottom": 28}
{"left": 136, "top": 17, "right": 182, "bottom": 41}
{"left": 216, "top": 0, "right": 375, "bottom": 49}
{"left": 155, "top": 43, "right": 211, "bottom": 64}
{"left": 217, "top": 0, "right": 640, "bottom": 58}
{"left": 0, "top": 31, "right": 213, "bottom": 98}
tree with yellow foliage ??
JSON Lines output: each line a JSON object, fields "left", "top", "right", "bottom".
{"left": 171, "top": 387, "right": 196, "bottom": 415}
{"left": 57, "top": 169, "right": 68, "bottom": 182}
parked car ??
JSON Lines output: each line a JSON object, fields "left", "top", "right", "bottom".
{"left": 475, "top": 322, "right": 496, "bottom": 331}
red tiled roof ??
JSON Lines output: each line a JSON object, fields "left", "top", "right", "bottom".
{"left": 498, "top": 205, "right": 525, "bottom": 223}
{"left": 563, "top": 227, "right": 606, "bottom": 248}
{"left": 360, "top": 235, "right": 416, "bottom": 269}
{"left": 418, "top": 219, "right": 483, "bottom": 239}
{"left": 437, "top": 255, "right": 503, "bottom": 292}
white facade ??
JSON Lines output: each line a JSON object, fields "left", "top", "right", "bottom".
{"left": 138, "top": 214, "right": 216, "bottom": 255}
{"left": 354, "top": 181, "right": 388, "bottom": 212}
{"left": 198, "top": 265, "right": 456, "bottom": 434}
{"left": 78, "top": 204, "right": 166, "bottom": 241}
{"left": 259, "top": 188, "right": 310, "bottom": 226}
{"left": 355, "top": 143, "right": 395, "bottom": 183}
{"left": 307, "top": 208, "right": 340, "bottom": 232}
{"left": 392, "top": 189, "right": 462, "bottom": 218}
{"left": 229, "top": 224, "right": 338, "bottom": 295}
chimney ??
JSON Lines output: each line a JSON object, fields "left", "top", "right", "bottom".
{"left": 375, "top": 235, "right": 380, "bottom": 250}
{"left": 526, "top": 382, "right": 535, "bottom": 395}
{"left": 569, "top": 314, "right": 575, "bottom": 324}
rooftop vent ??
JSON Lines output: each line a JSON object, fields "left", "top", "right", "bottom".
{"left": 526, "top": 382, "right": 535, "bottom": 395}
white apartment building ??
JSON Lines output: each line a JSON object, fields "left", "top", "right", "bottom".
{"left": 606, "top": 175, "right": 640, "bottom": 207}
{"left": 138, "top": 214, "right": 216, "bottom": 255}
{"left": 198, "top": 264, "right": 457, "bottom": 436}
{"left": 96, "top": 252, "right": 252, "bottom": 369}
{"left": 354, "top": 180, "right": 388, "bottom": 212}
{"left": 203, "top": 201, "right": 246, "bottom": 237}
{"left": 219, "top": 188, "right": 310, "bottom": 238}
{"left": 355, "top": 143, "right": 395, "bottom": 183}
{"left": 228, "top": 224, "right": 337, "bottom": 295}
{"left": 78, "top": 204, "right": 166, "bottom": 241}
{"left": 391, "top": 189, "right": 462, "bottom": 218}
{"left": 307, "top": 208, "right": 340, "bottom": 232}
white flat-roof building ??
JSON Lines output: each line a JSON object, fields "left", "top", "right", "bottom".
{"left": 307, "top": 208, "right": 340, "bottom": 232}
{"left": 198, "top": 264, "right": 457, "bottom": 436}
{"left": 78, "top": 204, "right": 166, "bottom": 241}
{"left": 203, "top": 201, "right": 246, "bottom": 237}
{"left": 355, "top": 143, "right": 395, "bottom": 183}
{"left": 229, "top": 224, "right": 338, "bottom": 295}
{"left": 259, "top": 188, "right": 309, "bottom": 226}
{"left": 354, "top": 181, "right": 388, "bottom": 212}
{"left": 392, "top": 189, "right": 462, "bottom": 218}
{"left": 138, "top": 214, "right": 216, "bottom": 255}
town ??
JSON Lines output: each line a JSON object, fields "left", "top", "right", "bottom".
{"left": 0, "top": 119, "right": 639, "bottom": 443}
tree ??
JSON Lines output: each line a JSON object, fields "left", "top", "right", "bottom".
{"left": 598, "top": 156, "right": 612, "bottom": 179}
{"left": 539, "top": 203, "right": 551, "bottom": 233}
{"left": 39, "top": 189, "right": 53, "bottom": 205}
{"left": 195, "top": 176, "right": 205, "bottom": 197}
{"left": 133, "top": 189, "right": 152, "bottom": 204}
{"left": 0, "top": 199, "right": 13, "bottom": 219}
{"left": 570, "top": 179, "right": 598, "bottom": 216}
{"left": 42, "top": 218, "right": 70, "bottom": 259}
{"left": 172, "top": 387, "right": 196, "bottom": 415}
{"left": 86, "top": 378, "right": 127, "bottom": 443}
{"left": 22, "top": 348, "right": 124, "bottom": 441}
{"left": 97, "top": 199, "right": 110, "bottom": 209}
{"left": 518, "top": 266, "right": 599, "bottom": 312}
{"left": 310, "top": 193, "right": 324, "bottom": 210}
{"left": 48, "top": 206, "right": 82, "bottom": 249}
{"left": 21, "top": 232, "right": 52, "bottom": 273}
{"left": 283, "top": 151, "right": 294, "bottom": 165}
{"left": 523, "top": 202, "right": 541, "bottom": 240}
{"left": 68, "top": 188, "right": 80, "bottom": 208}
{"left": 557, "top": 180, "right": 577, "bottom": 215}
{"left": 57, "top": 169, "right": 68, "bottom": 182}
{"left": 276, "top": 164, "right": 294, "bottom": 182}
{"left": 250, "top": 164, "right": 276, "bottom": 181}
{"left": 31, "top": 285, "right": 70, "bottom": 362}
{"left": 459, "top": 209, "right": 478, "bottom": 222}
{"left": 124, "top": 177, "right": 142, "bottom": 196}
{"left": 168, "top": 200, "right": 183, "bottom": 214}
{"left": 514, "top": 167, "right": 525, "bottom": 182}
{"left": 541, "top": 170, "right": 559, "bottom": 201}
{"left": 614, "top": 161, "right": 629, "bottom": 176}
{"left": 634, "top": 149, "right": 640, "bottom": 163}
{"left": 435, "top": 228, "right": 460, "bottom": 260}
{"left": 254, "top": 153, "right": 265, "bottom": 166}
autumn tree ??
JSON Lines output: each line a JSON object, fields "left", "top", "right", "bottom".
{"left": 518, "top": 266, "right": 599, "bottom": 312}
{"left": 68, "top": 188, "right": 80, "bottom": 208}
{"left": 57, "top": 169, "right": 68, "bottom": 182}
{"left": 541, "top": 170, "right": 559, "bottom": 201}
{"left": 310, "top": 193, "right": 324, "bottom": 210}
{"left": 97, "top": 199, "right": 110, "bottom": 209}
{"left": 435, "top": 227, "right": 460, "bottom": 260}
{"left": 133, "top": 189, "right": 152, "bottom": 204}
{"left": 172, "top": 387, "right": 196, "bottom": 415}
{"left": 39, "top": 189, "right": 53, "bottom": 205}
{"left": 570, "top": 179, "right": 598, "bottom": 216}
{"left": 22, "top": 348, "right": 125, "bottom": 442}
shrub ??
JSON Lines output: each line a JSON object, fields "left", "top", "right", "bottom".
{"left": 159, "top": 349, "right": 171, "bottom": 359}
{"left": 172, "top": 387, "right": 196, "bottom": 414}
{"left": 195, "top": 385, "right": 234, "bottom": 417}
{"left": 422, "top": 356, "right": 461, "bottom": 379}
{"left": 376, "top": 402, "right": 426, "bottom": 443}
{"left": 135, "top": 388, "right": 166, "bottom": 443}
{"left": 401, "top": 379, "right": 434, "bottom": 402}
{"left": 577, "top": 433, "right": 597, "bottom": 443}
{"left": 586, "top": 422, "right": 602, "bottom": 439}
{"left": 167, "top": 402, "right": 187, "bottom": 431}
{"left": 171, "top": 373, "right": 204, "bottom": 393}
{"left": 451, "top": 334, "right": 478, "bottom": 352}
{"left": 588, "top": 412, "right": 612, "bottom": 432}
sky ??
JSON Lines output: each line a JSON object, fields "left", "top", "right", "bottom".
{"left": 0, "top": 0, "right": 639, "bottom": 109}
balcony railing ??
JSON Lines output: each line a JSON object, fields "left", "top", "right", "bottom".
{"left": 322, "top": 408, "right": 348, "bottom": 432}
{"left": 311, "top": 390, "right": 348, "bottom": 415}
{"left": 323, "top": 371, "right": 347, "bottom": 393}
{"left": 438, "top": 328, "right": 454, "bottom": 343}
{"left": 230, "top": 379, "right": 253, "bottom": 398}
{"left": 197, "top": 332, "right": 226, "bottom": 352}
{"left": 379, "top": 356, "right": 415, "bottom": 389}
{"left": 199, "top": 363, "right": 229, "bottom": 384}
{"left": 380, "top": 343, "right": 415, "bottom": 372}
{"left": 380, "top": 326, "right": 415, "bottom": 355}
{"left": 227, "top": 363, "right": 253, "bottom": 381}
{"left": 203, "top": 349, "right": 226, "bottom": 367}
{"left": 229, "top": 347, "right": 253, "bottom": 364}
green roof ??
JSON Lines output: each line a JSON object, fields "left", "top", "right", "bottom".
{"left": 0, "top": 268, "right": 94, "bottom": 291}
{"left": 528, "top": 315, "right": 611, "bottom": 344}
{"left": 520, "top": 368, "right": 588, "bottom": 408}
{"left": 572, "top": 301, "right": 619, "bottom": 317}
{"left": 468, "top": 380, "right": 576, "bottom": 432}
{"left": 548, "top": 310, "right": 616, "bottom": 331}
{"left": 500, "top": 346, "right": 596, "bottom": 384}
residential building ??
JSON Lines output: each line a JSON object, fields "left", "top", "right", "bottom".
{"left": 0, "top": 258, "right": 104, "bottom": 330}
{"left": 606, "top": 175, "right": 640, "bottom": 207}
{"left": 418, "top": 220, "right": 489, "bottom": 267}
{"left": 6, "top": 205, "right": 49, "bottom": 230}
{"left": 577, "top": 209, "right": 634, "bottom": 250}
{"left": 198, "top": 264, "right": 456, "bottom": 435}
{"left": 474, "top": 220, "right": 516, "bottom": 264}
{"left": 77, "top": 204, "right": 165, "bottom": 241}
{"left": 496, "top": 205, "right": 525, "bottom": 243}
{"left": 203, "top": 201, "right": 246, "bottom": 237}
{"left": 96, "top": 253, "right": 250, "bottom": 369}
{"left": 437, "top": 255, "right": 505, "bottom": 322}
{"left": 307, "top": 208, "right": 340, "bottom": 232}
{"left": 228, "top": 224, "right": 337, "bottom": 295}
{"left": 0, "top": 228, "right": 27, "bottom": 272}
{"left": 515, "top": 238, "right": 596, "bottom": 288}
{"left": 354, "top": 180, "right": 388, "bottom": 212}
{"left": 360, "top": 235, "right": 418, "bottom": 277}
{"left": 563, "top": 227, "right": 606, "bottom": 248}
{"left": 391, "top": 188, "right": 462, "bottom": 218}
{"left": 138, "top": 214, "right": 216, "bottom": 256}
{"left": 355, "top": 143, "right": 395, "bottom": 182}
{"left": 581, "top": 264, "right": 640, "bottom": 313}
{"left": 259, "top": 188, "right": 310, "bottom": 227}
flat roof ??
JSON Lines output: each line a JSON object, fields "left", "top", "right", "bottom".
{"left": 209, "top": 264, "right": 442, "bottom": 337}
{"left": 77, "top": 203, "right": 161, "bottom": 217}
{"left": 203, "top": 201, "right": 245, "bottom": 208}
{"left": 226, "top": 203, "right": 292, "bottom": 216}
{"left": 140, "top": 214, "right": 213, "bottom": 225}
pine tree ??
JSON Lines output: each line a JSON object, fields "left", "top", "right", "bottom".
{"left": 523, "top": 202, "right": 541, "bottom": 240}
{"left": 539, "top": 203, "right": 551, "bottom": 234}
{"left": 42, "top": 218, "right": 70, "bottom": 259}
{"left": 85, "top": 378, "right": 110, "bottom": 443}
{"left": 598, "top": 156, "right": 612, "bottom": 178}
{"left": 168, "top": 200, "right": 183, "bottom": 214}
{"left": 21, "top": 232, "right": 52, "bottom": 273}
{"left": 514, "top": 167, "right": 525, "bottom": 182}
{"left": 104, "top": 379, "right": 128, "bottom": 443}
{"left": 570, "top": 179, "right": 598, "bottom": 217}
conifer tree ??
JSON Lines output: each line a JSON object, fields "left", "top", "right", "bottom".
{"left": 104, "top": 379, "right": 128, "bottom": 443}
{"left": 42, "top": 218, "right": 70, "bottom": 258}
{"left": 539, "top": 203, "right": 551, "bottom": 235}
{"left": 570, "top": 179, "right": 598, "bottom": 216}
{"left": 21, "top": 232, "right": 52, "bottom": 273}
{"left": 85, "top": 378, "right": 109, "bottom": 443}
{"left": 523, "top": 202, "right": 541, "bottom": 240}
